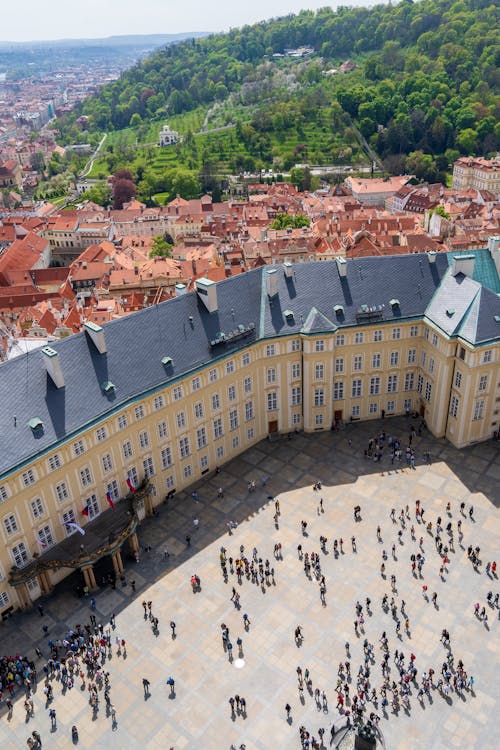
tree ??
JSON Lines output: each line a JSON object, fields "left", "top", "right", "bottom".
{"left": 270, "top": 214, "right": 311, "bottom": 230}
{"left": 150, "top": 234, "right": 173, "bottom": 258}
{"left": 112, "top": 176, "right": 137, "bottom": 209}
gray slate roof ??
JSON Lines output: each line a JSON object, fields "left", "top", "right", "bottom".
{"left": 0, "top": 251, "right": 498, "bottom": 480}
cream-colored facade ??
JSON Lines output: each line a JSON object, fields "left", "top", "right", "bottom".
{"left": 0, "top": 321, "right": 498, "bottom": 615}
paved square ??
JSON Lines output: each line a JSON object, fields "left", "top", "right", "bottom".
{"left": 1, "top": 417, "right": 499, "bottom": 750}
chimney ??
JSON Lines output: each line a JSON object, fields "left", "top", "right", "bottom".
{"left": 175, "top": 283, "right": 187, "bottom": 297}
{"left": 266, "top": 268, "right": 279, "bottom": 297}
{"left": 488, "top": 236, "right": 500, "bottom": 277}
{"left": 195, "top": 277, "right": 218, "bottom": 312}
{"left": 84, "top": 321, "right": 107, "bottom": 353}
{"left": 283, "top": 262, "right": 293, "bottom": 278}
{"left": 428, "top": 251, "right": 437, "bottom": 264}
{"left": 42, "top": 346, "right": 64, "bottom": 388}
{"left": 451, "top": 254, "right": 475, "bottom": 277}
{"left": 336, "top": 256, "right": 347, "bottom": 277}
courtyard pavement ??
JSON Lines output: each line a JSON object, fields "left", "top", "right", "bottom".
{"left": 1, "top": 416, "right": 499, "bottom": 750}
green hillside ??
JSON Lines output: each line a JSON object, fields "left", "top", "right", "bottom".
{"left": 53, "top": 0, "right": 499, "bottom": 202}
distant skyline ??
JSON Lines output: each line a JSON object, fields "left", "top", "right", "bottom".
{"left": 2, "top": 0, "right": 372, "bottom": 43}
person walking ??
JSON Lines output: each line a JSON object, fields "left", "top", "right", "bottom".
{"left": 285, "top": 703, "right": 292, "bottom": 720}
{"left": 142, "top": 678, "right": 150, "bottom": 696}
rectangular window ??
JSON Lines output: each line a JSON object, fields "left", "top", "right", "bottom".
{"left": 191, "top": 376, "right": 201, "bottom": 392}
{"left": 352, "top": 379, "right": 362, "bottom": 398}
{"left": 73, "top": 439, "right": 86, "bottom": 457}
{"left": 106, "top": 480, "right": 120, "bottom": 501}
{"left": 242, "top": 352, "right": 251, "bottom": 366}
{"left": 425, "top": 382, "right": 432, "bottom": 402}
{"left": 158, "top": 420, "right": 169, "bottom": 439}
{"left": 194, "top": 402, "right": 204, "bottom": 419}
{"left": 455, "top": 371, "right": 462, "bottom": 389}
{"left": 473, "top": 400, "right": 484, "bottom": 420}
{"left": 3, "top": 514, "right": 18, "bottom": 535}
{"left": 266, "top": 344, "right": 276, "bottom": 357}
{"left": 417, "top": 374, "right": 424, "bottom": 394}
{"left": 428, "top": 357, "right": 435, "bottom": 374}
{"left": 314, "top": 388, "right": 324, "bottom": 406}
{"left": 183, "top": 465, "right": 192, "bottom": 479}
{"left": 369, "top": 376, "right": 380, "bottom": 395}
{"left": 134, "top": 405, "right": 145, "bottom": 420}
{"left": 387, "top": 375, "right": 398, "bottom": 393}
{"left": 373, "top": 330, "right": 383, "bottom": 342}
{"left": 352, "top": 405, "right": 360, "bottom": 417}
{"left": 63, "top": 508, "right": 76, "bottom": 534}
{"left": 355, "top": 332, "right": 364, "bottom": 344}
{"left": 232, "top": 436, "right": 240, "bottom": 450}
{"left": 0, "top": 485, "right": 8, "bottom": 503}
{"left": 0, "top": 591, "right": 10, "bottom": 607}
{"left": 432, "top": 333, "right": 438, "bottom": 346}
{"left": 404, "top": 398, "right": 412, "bottom": 411}
{"left": 179, "top": 437, "right": 191, "bottom": 459}
{"left": 244, "top": 376, "right": 252, "bottom": 394}
{"left": 102, "top": 454, "right": 113, "bottom": 473}
{"left": 353, "top": 355, "right": 363, "bottom": 372}
{"left": 335, "top": 358, "right": 344, "bottom": 373}
{"left": 267, "top": 368, "right": 277, "bottom": 384}
{"left": 267, "top": 392, "right": 277, "bottom": 411}
{"left": 80, "top": 467, "right": 93, "bottom": 488}
{"left": 140, "top": 430, "right": 150, "bottom": 448}
{"left": 209, "top": 368, "right": 217, "bottom": 382}
{"left": 95, "top": 426, "right": 107, "bottom": 442}
{"left": 122, "top": 441, "right": 133, "bottom": 459}
{"left": 12, "top": 542, "right": 29, "bottom": 568}
{"left": 291, "top": 387, "right": 301, "bottom": 406}
{"left": 421, "top": 351, "right": 427, "bottom": 367}
{"left": 153, "top": 395, "right": 165, "bottom": 410}
{"left": 229, "top": 409, "right": 239, "bottom": 430}
{"left": 247, "top": 427, "right": 255, "bottom": 440}
{"left": 479, "top": 375, "right": 488, "bottom": 392}
{"left": 161, "top": 447, "right": 172, "bottom": 469}
{"left": 292, "top": 413, "right": 301, "bottom": 425}
{"left": 404, "top": 372, "right": 415, "bottom": 391}
{"left": 392, "top": 327, "right": 401, "bottom": 340}
{"left": 48, "top": 454, "right": 62, "bottom": 471}
{"left": 482, "top": 350, "right": 492, "bottom": 364}
{"left": 173, "top": 385, "right": 183, "bottom": 401}
{"left": 390, "top": 352, "right": 399, "bottom": 367}
{"left": 143, "top": 457, "right": 155, "bottom": 478}
{"left": 450, "top": 395, "right": 459, "bottom": 418}
{"left": 291, "top": 339, "right": 301, "bottom": 352}
{"left": 292, "top": 363, "right": 301, "bottom": 378}
{"left": 424, "top": 328, "right": 430, "bottom": 341}
{"left": 334, "top": 381, "right": 344, "bottom": 400}
{"left": 228, "top": 385, "right": 236, "bottom": 402}
{"left": 165, "top": 475, "right": 175, "bottom": 489}
{"left": 226, "top": 360, "right": 235, "bottom": 375}
{"left": 369, "top": 402, "right": 378, "bottom": 414}
{"left": 315, "top": 340, "right": 325, "bottom": 352}
{"left": 200, "top": 455, "right": 209, "bottom": 470}
{"left": 372, "top": 354, "right": 381, "bottom": 369}
{"left": 213, "top": 417, "right": 224, "bottom": 439}
{"left": 216, "top": 445, "right": 224, "bottom": 459}
{"left": 38, "top": 524, "right": 54, "bottom": 548}
{"left": 85, "top": 494, "right": 100, "bottom": 520}
{"left": 410, "top": 325, "right": 419, "bottom": 337}
{"left": 315, "top": 413, "right": 324, "bottom": 426}
{"left": 336, "top": 334, "right": 345, "bottom": 346}
{"left": 386, "top": 400, "right": 395, "bottom": 413}
{"left": 117, "top": 414, "right": 128, "bottom": 430}
{"left": 245, "top": 401, "right": 254, "bottom": 420}
{"left": 55, "top": 482, "right": 68, "bottom": 503}
{"left": 211, "top": 393, "right": 220, "bottom": 410}
{"left": 197, "top": 427, "right": 207, "bottom": 449}
{"left": 315, "top": 363, "right": 325, "bottom": 379}
{"left": 407, "top": 349, "right": 416, "bottom": 364}
{"left": 176, "top": 412, "right": 186, "bottom": 430}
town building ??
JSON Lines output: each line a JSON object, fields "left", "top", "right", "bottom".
{"left": 0, "top": 248, "right": 499, "bottom": 615}
{"left": 158, "top": 123, "right": 180, "bottom": 147}
{"left": 452, "top": 157, "right": 500, "bottom": 197}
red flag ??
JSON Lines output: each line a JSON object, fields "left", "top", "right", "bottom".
{"left": 126, "top": 478, "right": 136, "bottom": 493}
{"left": 81, "top": 504, "right": 89, "bottom": 516}
{"left": 106, "top": 492, "right": 115, "bottom": 510}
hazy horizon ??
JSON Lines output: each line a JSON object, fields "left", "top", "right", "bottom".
{"left": 2, "top": 0, "right": 374, "bottom": 43}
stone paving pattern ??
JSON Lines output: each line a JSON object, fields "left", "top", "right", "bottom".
{"left": 0, "top": 417, "right": 499, "bottom": 750}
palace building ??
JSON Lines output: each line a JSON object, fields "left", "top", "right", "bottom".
{"left": 0, "top": 247, "right": 499, "bottom": 614}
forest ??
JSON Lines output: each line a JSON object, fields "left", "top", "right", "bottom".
{"left": 53, "top": 0, "right": 499, "bottom": 202}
